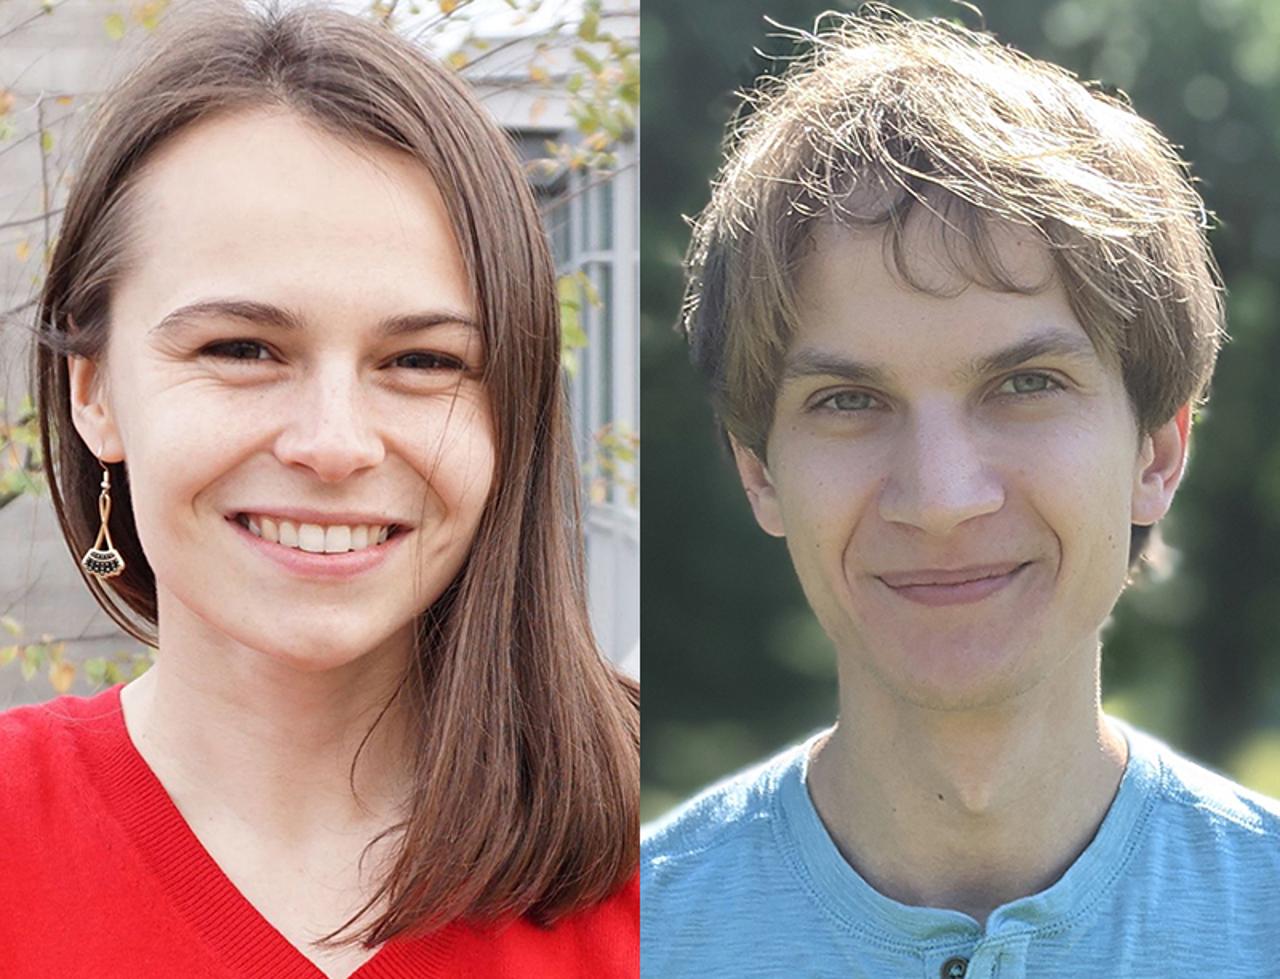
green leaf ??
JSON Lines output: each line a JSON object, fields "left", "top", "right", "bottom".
{"left": 83, "top": 657, "right": 107, "bottom": 685}
{"left": 104, "top": 13, "right": 126, "bottom": 40}
{"left": 0, "top": 615, "right": 20, "bottom": 638}
{"left": 20, "top": 646, "right": 41, "bottom": 681}
{"left": 573, "top": 48, "right": 604, "bottom": 76}
{"left": 578, "top": 9, "right": 600, "bottom": 42}
{"left": 0, "top": 646, "right": 17, "bottom": 668}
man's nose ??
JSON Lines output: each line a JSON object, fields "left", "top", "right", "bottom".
{"left": 877, "top": 406, "right": 1004, "bottom": 536}
{"left": 272, "top": 366, "right": 385, "bottom": 482}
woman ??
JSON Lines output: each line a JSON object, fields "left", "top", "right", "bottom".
{"left": 0, "top": 3, "right": 638, "bottom": 977}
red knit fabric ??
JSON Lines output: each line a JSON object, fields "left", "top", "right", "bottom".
{"left": 0, "top": 685, "right": 638, "bottom": 978}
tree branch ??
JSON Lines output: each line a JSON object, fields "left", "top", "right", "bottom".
{"left": 0, "top": 207, "right": 62, "bottom": 232}
{"left": 36, "top": 94, "right": 51, "bottom": 262}
{"left": 0, "top": 0, "right": 71, "bottom": 46}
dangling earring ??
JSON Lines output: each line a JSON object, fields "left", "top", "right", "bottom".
{"left": 81, "top": 459, "right": 125, "bottom": 579}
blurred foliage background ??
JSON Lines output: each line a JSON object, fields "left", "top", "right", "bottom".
{"left": 641, "top": 0, "right": 1280, "bottom": 820}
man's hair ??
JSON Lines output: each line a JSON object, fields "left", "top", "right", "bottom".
{"left": 681, "top": 5, "right": 1226, "bottom": 565}
{"left": 31, "top": 0, "right": 636, "bottom": 948}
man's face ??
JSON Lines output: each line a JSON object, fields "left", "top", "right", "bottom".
{"left": 734, "top": 218, "right": 1186, "bottom": 711}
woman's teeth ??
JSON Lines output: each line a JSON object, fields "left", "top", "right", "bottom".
{"left": 239, "top": 514, "right": 392, "bottom": 553}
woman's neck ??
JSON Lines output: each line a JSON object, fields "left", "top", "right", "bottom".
{"left": 120, "top": 598, "right": 415, "bottom": 845}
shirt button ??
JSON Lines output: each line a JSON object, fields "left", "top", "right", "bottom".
{"left": 941, "top": 957, "right": 968, "bottom": 979}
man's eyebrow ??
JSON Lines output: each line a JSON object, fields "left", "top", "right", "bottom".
{"left": 963, "top": 330, "right": 1101, "bottom": 379}
{"left": 147, "top": 298, "right": 478, "bottom": 338}
{"left": 781, "top": 329, "right": 1101, "bottom": 387}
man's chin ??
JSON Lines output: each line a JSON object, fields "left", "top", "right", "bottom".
{"left": 862, "top": 643, "right": 1044, "bottom": 713}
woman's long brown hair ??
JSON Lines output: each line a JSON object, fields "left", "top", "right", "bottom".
{"left": 30, "top": 0, "right": 638, "bottom": 947}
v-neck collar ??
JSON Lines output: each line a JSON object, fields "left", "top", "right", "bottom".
{"left": 66, "top": 684, "right": 456, "bottom": 979}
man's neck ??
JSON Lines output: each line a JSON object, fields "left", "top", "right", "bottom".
{"left": 806, "top": 650, "right": 1128, "bottom": 925}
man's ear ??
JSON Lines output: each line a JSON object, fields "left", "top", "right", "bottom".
{"left": 1132, "top": 403, "right": 1191, "bottom": 527}
{"left": 67, "top": 355, "right": 124, "bottom": 462}
{"left": 730, "top": 436, "right": 785, "bottom": 538}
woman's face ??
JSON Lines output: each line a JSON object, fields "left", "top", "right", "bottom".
{"left": 69, "top": 108, "right": 495, "bottom": 672}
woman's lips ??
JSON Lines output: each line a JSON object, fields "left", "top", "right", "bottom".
{"left": 228, "top": 514, "right": 406, "bottom": 580}
{"left": 877, "top": 562, "right": 1030, "bottom": 607}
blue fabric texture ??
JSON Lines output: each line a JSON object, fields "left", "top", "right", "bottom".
{"left": 641, "top": 721, "right": 1280, "bottom": 978}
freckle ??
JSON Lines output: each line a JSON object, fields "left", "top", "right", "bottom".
{"left": 937, "top": 793, "right": 944, "bottom": 802}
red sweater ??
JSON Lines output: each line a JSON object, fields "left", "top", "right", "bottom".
{"left": 0, "top": 685, "right": 638, "bottom": 978}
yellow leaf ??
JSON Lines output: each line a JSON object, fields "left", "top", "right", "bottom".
{"left": 48, "top": 659, "right": 76, "bottom": 694}
{"left": 104, "top": 13, "right": 126, "bottom": 40}
{"left": 0, "top": 646, "right": 16, "bottom": 667}
{"left": 16, "top": 240, "right": 30, "bottom": 262}
{"left": 0, "top": 615, "right": 20, "bottom": 638}
{"left": 55, "top": 95, "right": 73, "bottom": 107}
{"left": 529, "top": 65, "right": 548, "bottom": 83}
{"left": 446, "top": 50, "right": 467, "bottom": 71}
{"left": 46, "top": 656, "right": 75, "bottom": 692}
{"left": 134, "top": 0, "right": 168, "bottom": 31}
{"left": 439, "top": 0, "right": 459, "bottom": 12}
{"left": 0, "top": 90, "right": 14, "bottom": 116}
{"left": 40, "top": 130, "right": 54, "bottom": 154}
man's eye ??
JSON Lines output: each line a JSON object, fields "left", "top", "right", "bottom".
{"left": 997, "top": 372, "right": 1062, "bottom": 396}
{"left": 813, "top": 389, "right": 880, "bottom": 412}
{"left": 394, "top": 351, "right": 467, "bottom": 371}
{"left": 203, "top": 340, "right": 273, "bottom": 361}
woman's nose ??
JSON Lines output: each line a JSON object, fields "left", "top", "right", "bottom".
{"left": 877, "top": 407, "right": 1005, "bottom": 536}
{"left": 272, "top": 367, "right": 385, "bottom": 482}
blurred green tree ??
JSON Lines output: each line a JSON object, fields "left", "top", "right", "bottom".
{"left": 642, "top": 0, "right": 1280, "bottom": 818}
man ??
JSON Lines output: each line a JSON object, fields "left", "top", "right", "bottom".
{"left": 641, "top": 8, "right": 1280, "bottom": 978}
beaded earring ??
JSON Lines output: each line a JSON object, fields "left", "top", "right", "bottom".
{"left": 81, "top": 460, "right": 125, "bottom": 579}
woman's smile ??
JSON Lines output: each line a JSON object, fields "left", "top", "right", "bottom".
{"left": 228, "top": 513, "right": 409, "bottom": 580}
{"left": 234, "top": 510, "right": 405, "bottom": 553}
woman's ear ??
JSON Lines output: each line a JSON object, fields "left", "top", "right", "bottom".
{"left": 730, "top": 436, "right": 785, "bottom": 538}
{"left": 67, "top": 355, "right": 124, "bottom": 462}
{"left": 1132, "top": 403, "right": 1190, "bottom": 527}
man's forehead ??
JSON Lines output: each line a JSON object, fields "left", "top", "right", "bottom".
{"left": 785, "top": 212, "right": 1113, "bottom": 383}
{"left": 798, "top": 205, "right": 1057, "bottom": 300}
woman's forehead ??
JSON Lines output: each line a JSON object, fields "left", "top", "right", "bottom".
{"left": 117, "top": 108, "right": 475, "bottom": 333}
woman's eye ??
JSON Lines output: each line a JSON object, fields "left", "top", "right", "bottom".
{"left": 996, "top": 372, "right": 1062, "bottom": 396}
{"left": 393, "top": 351, "right": 467, "bottom": 371}
{"left": 813, "top": 389, "right": 880, "bottom": 413}
{"left": 203, "top": 340, "right": 273, "bottom": 362}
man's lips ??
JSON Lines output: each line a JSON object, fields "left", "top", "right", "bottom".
{"left": 876, "top": 562, "right": 1030, "bottom": 588}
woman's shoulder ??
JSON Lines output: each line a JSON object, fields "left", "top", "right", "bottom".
{"left": 0, "top": 682, "right": 122, "bottom": 742}
{"left": 0, "top": 685, "right": 124, "bottom": 812}
{"left": 441, "top": 873, "right": 639, "bottom": 976}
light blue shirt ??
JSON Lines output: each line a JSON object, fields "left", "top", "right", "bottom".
{"left": 641, "top": 721, "right": 1280, "bottom": 977}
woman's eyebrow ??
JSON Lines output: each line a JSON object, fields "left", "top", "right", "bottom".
{"left": 148, "top": 297, "right": 478, "bottom": 337}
